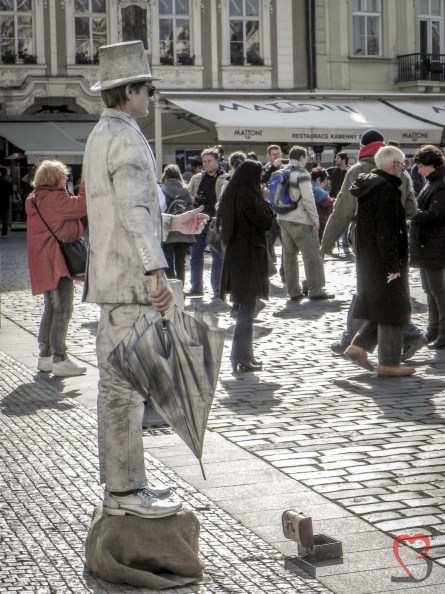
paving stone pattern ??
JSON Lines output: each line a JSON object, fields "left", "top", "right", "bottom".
{"left": 2, "top": 232, "right": 445, "bottom": 569}
{"left": 0, "top": 351, "right": 332, "bottom": 594}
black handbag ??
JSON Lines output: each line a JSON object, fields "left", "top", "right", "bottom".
{"left": 205, "top": 217, "right": 223, "bottom": 252}
{"left": 33, "top": 199, "right": 87, "bottom": 276}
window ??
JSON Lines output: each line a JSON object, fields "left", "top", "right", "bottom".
{"left": 74, "top": 0, "right": 107, "bottom": 64}
{"left": 419, "top": 0, "right": 443, "bottom": 55}
{"left": 0, "top": 0, "right": 33, "bottom": 63}
{"left": 229, "top": 0, "right": 261, "bottom": 65}
{"left": 158, "top": 0, "right": 191, "bottom": 65}
{"left": 352, "top": 0, "right": 381, "bottom": 56}
{"left": 122, "top": 4, "right": 147, "bottom": 49}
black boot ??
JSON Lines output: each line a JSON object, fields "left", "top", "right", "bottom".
{"left": 428, "top": 335, "right": 445, "bottom": 349}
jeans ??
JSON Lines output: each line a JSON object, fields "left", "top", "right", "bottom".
{"left": 231, "top": 299, "right": 257, "bottom": 362}
{"left": 189, "top": 227, "right": 224, "bottom": 295}
{"left": 420, "top": 267, "right": 445, "bottom": 337}
{"left": 162, "top": 242, "right": 189, "bottom": 285}
{"left": 96, "top": 303, "right": 159, "bottom": 492}
{"left": 352, "top": 321, "right": 403, "bottom": 366}
{"left": 38, "top": 277, "right": 74, "bottom": 362}
{"left": 279, "top": 220, "right": 325, "bottom": 298}
{"left": 339, "top": 294, "right": 422, "bottom": 350}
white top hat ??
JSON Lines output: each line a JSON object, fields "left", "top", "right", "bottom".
{"left": 91, "top": 40, "right": 161, "bottom": 92}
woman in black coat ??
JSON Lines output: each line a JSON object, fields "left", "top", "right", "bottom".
{"left": 217, "top": 160, "right": 273, "bottom": 372}
{"left": 410, "top": 144, "right": 445, "bottom": 349}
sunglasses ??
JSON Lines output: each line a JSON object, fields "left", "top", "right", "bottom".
{"left": 143, "top": 84, "right": 156, "bottom": 97}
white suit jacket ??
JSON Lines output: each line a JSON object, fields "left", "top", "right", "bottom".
{"left": 83, "top": 108, "right": 171, "bottom": 304}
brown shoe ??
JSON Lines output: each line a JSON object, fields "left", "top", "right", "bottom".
{"left": 378, "top": 364, "right": 415, "bottom": 377}
{"left": 344, "top": 345, "right": 374, "bottom": 371}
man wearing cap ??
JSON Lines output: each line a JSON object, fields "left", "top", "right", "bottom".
{"left": 320, "top": 129, "right": 425, "bottom": 361}
{"left": 82, "top": 41, "right": 208, "bottom": 520}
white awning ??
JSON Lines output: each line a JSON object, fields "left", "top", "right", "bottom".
{"left": 165, "top": 97, "right": 442, "bottom": 145}
{"left": 383, "top": 99, "right": 445, "bottom": 137}
{"left": 0, "top": 117, "right": 98, "bottom": 165}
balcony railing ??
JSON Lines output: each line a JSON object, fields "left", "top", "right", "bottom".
{"left": 398, "top": 53, "right": 445, "bottom": 83}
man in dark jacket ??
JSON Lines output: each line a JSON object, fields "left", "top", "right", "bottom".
{"left": 409, "top": 144, "right": 445, "bottom": 349}
{"left": 343, "top": 146, "right": 415, "bottom": 377}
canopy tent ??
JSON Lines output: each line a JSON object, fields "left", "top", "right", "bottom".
{"left": 0, "top": 115, "right": 98, "bottom": 165}
{"left": 163, "top": 95, "right": 442, "bottom": 146}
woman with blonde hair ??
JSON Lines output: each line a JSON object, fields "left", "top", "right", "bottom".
{"left": 25, "top": 159, "right": 87, "bottom": 376}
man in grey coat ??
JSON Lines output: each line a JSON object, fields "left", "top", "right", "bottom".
{"left": 320, "top": 129, "right": 425, "bottom": 361}
{"left": 83, "top": 41, "right": 208, "bottom": 519}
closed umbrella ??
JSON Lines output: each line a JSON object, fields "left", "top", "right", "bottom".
{"left": 108, "top": 303, "right": 225, "bottom": 479}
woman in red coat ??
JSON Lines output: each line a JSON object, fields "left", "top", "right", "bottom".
{"left": 217, "top": 159, "right": 273, "bottom": 372}
{"left": 25, "top": 160, "right": 87, "bottom": 376}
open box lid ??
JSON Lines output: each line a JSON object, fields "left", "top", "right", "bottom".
{"left": 282, "top": 510, "right": 314, "bottom": 548}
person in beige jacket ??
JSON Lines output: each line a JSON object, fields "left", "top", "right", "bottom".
{"left": 277, "top": 145, "right": 334, "bottom": 301}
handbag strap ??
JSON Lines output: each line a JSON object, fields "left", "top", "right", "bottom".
{"left": 32, "top": 198, "right": 61, "bottom": 242}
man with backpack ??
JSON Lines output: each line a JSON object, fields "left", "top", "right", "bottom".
{"left": 275, "top": 145, "right": 334, "bottom": 301}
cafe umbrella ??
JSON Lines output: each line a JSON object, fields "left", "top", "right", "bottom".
{"left": 108, "top": 286, "right": 225, "bottom": 479}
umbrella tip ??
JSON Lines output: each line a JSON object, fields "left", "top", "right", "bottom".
{"left": 199, "top": 459, "right": 206, "bottom": 480}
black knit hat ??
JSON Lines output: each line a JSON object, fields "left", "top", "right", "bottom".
{"left": 360, "top": 129, "right": 384, "bottom": 146}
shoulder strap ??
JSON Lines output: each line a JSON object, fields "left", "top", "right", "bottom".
{"left": 33, "top": 199, "right": 60, "bottom": 242}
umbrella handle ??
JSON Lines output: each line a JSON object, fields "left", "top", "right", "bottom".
{"left": 149, "top": 275, "right": 168, "bottom": 328}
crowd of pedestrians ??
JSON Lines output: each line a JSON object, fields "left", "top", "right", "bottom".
{"left": 13, "top": 127, "right": 445, "bottom": 382}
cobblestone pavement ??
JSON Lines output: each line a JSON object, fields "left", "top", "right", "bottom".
{"left": 2, "top": 231, "right": 445, "bottom": 591}
{"left": 0, "top": 351, "right": 332, "bottom": 594}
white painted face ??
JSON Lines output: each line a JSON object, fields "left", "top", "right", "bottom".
{"left": 125, "top": 83, "right": 154, "bottom": 119}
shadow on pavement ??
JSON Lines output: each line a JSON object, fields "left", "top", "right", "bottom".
{"left": 0, "top": 380, "right": 77, "bottom": 416}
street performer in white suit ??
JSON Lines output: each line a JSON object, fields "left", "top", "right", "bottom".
{"left": 82, "top": 41, "right": 208, "bottom": 519}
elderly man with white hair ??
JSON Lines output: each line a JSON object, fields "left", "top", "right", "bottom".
{"left": 343, "top": 145, "right": 415, "bottom": 377}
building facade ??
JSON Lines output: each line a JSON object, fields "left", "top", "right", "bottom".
{"left": 0, "top": 0, "right": 444, "bottom": 180}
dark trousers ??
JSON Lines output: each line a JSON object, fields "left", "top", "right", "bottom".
{"left": 420, "top": 267, "right": 445, "bottom": 338}
{"left": 340, "top": 294, "right": 422, "bottom": 349}
{"left": 352, "top": 321, "right": 403, "bottom": 366}
{"left": 231, "top": 299, "right": 257, "bottom": 362}
{"left": 1, "top": 212, "right": 8, "bottom": 236}
{"left": 266, "top": 215, "right": 280, "bottom": 260}
{"left": 162, "top": 242, "right": 189, "bottom": 285}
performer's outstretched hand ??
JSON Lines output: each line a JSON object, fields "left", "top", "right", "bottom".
{"left": 171, "top": 205, "right": 209, "bottom": 235}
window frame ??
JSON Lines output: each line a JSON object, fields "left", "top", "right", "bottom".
{"left": 221, "top": 0, "right": 270, "bottom": 67}
{"left": 229, "top": 0, "right": 261, "bottom": 65}
{"left": 0, "top": 0, "right": 37, "bottom": 64}
{"left": 419, "top": 0, "right": 443, "bottom": 55}
{"left": 157, "top": 0, "right": 192, "bottom": 66}
{"left": 352, "top": 0, "right": 382, "bottom": 57}
{"left": 73, "top": 0, "right": 107, "bottom": 65}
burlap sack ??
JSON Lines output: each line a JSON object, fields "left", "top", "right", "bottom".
{"left": 85, "top": 504, "right": 204, "bottom": 589}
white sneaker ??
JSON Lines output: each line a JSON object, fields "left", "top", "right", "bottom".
{"left": 52, "top": 358, "right": 87, "bottom": 377}
{"left": 104, "top": 489, "right": 182, "bottom": 518}
{"left": 37, "top": 356, "right": 53, "bottom": 372}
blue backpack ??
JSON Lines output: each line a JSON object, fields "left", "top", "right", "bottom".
{"left": 269, "top": 166, "right": 302, "bottom": 214}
